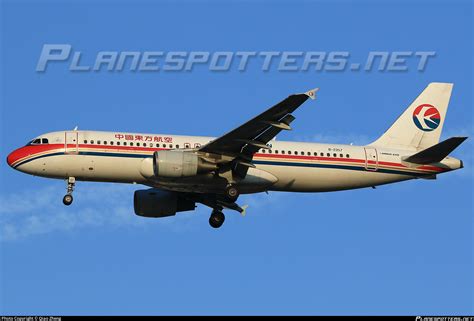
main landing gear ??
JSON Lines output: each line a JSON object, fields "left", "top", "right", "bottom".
{"left": 209, "top": 209, "right": 225, "bottom": 229}
{"left": 207, "top": 185, "right": 244, "bottom": 229}
{"left": 225, "top": 184, "right": 239, "bottom": 202}
{"left": 62, "top": 177, "right": 75, "bottom": 206}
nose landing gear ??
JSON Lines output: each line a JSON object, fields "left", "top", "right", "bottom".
{"left": 63, "top": 194, "right": 73, "bottom": 206}
{"left": 62, "top": 177, "right": 75, "bottom": 206}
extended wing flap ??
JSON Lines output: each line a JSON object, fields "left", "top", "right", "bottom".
{"left": 234, "top": 114, "right": 296, "bottom": 177}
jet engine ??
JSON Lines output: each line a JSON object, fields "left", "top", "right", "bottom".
{"left": 134, "top": 189, "right": 196, "bottom": 217}
{"left": 153, "top": 150, "right": 217, "bottom": 178}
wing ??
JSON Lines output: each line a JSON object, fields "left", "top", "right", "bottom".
{"left": 199, "top": 87, "right": 319, "bottom": 177}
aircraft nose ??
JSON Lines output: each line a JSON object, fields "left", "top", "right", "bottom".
{"left": 6, "top": 151, "right": 14, "bottom": 167}
{"left": 6, "top": 147, "right": 26, "bottom": 168}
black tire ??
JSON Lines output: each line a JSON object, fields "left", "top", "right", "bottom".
{"left": 225, "top": 185, "right": 239, "bottom": 202}
{"left": 63, "top": 194, "right": 73, "bottom": 206}
{"left": 209, "top": 211, "right": 225, "bottom": 229}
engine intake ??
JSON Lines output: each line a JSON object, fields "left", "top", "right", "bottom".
{"left": 153, "top": 150, "right": 216, "bottom": 178}
{"left": 134, "top": 189, "right": 196, "bottom": 217}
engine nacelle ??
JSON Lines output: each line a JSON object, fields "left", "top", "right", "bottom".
{"left": 153, "top": 150, "right": 216, "bottom": 178}
{"left": 134, "top": 189, "right": 196, "bottom": 218}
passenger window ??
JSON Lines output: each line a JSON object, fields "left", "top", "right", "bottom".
{"left": 84, "top": 140, "right": 88, "bottom": 144}
{"left": 268, "top": 150, "right": 272, "bottom": 154}
{"left": 346, "top": 154, "right": 350, "bottom": 158}
{"left": 117, "top": 142, "right": 121, "bottom": 146}
{"left": 326, "top": 153, "right": 330, "bottom": 157}
{"left": 184, "top": 143, "right": 190, "bottom": 148}
{"left": 91, "top": 140, "right": 94, "bottom": 144}
{"left": 287, "top": 151, "right": 291, "bottom": 155}
{"left": 156, "top": 144, "right": 160, "bottom": 147}
{"left": 136, "top": 143, "right": 140, "bottom": 146}
{"left": 306, "top": 152, "right": 310, "bottom": 156}
{"left": 130, "top": 142, "right": 133, "bottom": 146}
{"left": 97, "top": 140, "right": 101, "bottom": 144}
{"left": 149, "top": 143, "right": 153, "bottom": 147}
{"left": 333, "top": 153, "right": 337, "bottom": 157}
{"left": 123, "top": 142, "right": 127, "bottom": 146}
{"left": 110, "top": 141, "right": 113, "bottom": 145}
{"left": 262, "top": 150, "right": 266, "bottom": 153}
{"left": 340, "top": 153, "right": 343, "bottom": 158}
{"left": 275, "top": 150, "right": 279, "bottom": 154}
{"left": 143, "top": 143, "right": 147, "bottom": 147}
{"left": 104, "top": 141, "right": 108, "bottom": 145}
{"left": 314, "top": 152, "right": 317, "bottom": 156}
{"left": 169, "top": 144, "right": 172, "bottom": 148}
{"left": 294, "top": 151, "right": 298, "bottom": 155}
{"left": 176, "top": 144, "right": 179, "bottom": 148}
{"left": 320, "top": 152, "right": 324, "bottom": 157}
{"left": 281, "top": 150, "right": 285, "bottom": 154}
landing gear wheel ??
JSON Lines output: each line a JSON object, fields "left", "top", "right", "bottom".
{"left": 225, "top": 185, "right": 239, "bottom": 202}
{"left": 63, "top": 194, "right": 73, "bottom": 206}
{"left": 63, "top": 177, "right": 75, "bottom": 206}
{"left": 209, "top": 210, "right": 225, "bottom": 229}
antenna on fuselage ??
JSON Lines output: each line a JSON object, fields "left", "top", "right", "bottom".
{"left": 73, "top": 126, "right": 78, "bottom": 131}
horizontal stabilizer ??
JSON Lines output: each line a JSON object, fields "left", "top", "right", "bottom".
{"left": 403, "top": 137, "right": 467, "bottom": 164}
{"left": 419, "top": 174, "right": 437, "bottom": 180}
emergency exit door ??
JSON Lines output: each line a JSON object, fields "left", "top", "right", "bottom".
{"left": 364, "top": 147, "right": 378, "bottom": 171}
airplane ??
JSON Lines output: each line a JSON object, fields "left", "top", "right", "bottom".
{"left": 6, "top": 82, "right": 467, "bottom": 228}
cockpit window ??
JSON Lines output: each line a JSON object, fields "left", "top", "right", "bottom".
{"left": 26, "top": 138, "right": 48, "bottom": 146}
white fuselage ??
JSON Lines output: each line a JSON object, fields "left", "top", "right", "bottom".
{"left": 7, "top": 130, "right": 462, "bottom": 194}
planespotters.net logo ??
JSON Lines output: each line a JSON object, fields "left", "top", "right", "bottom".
{"left": 35, "top": 44, "right": 437, "bottom": 73}
{"left": 415, "top": 317, "right": 474, "bottom": 321}
{"left": 412, "top": 104, "right": 441, "bottom": 132}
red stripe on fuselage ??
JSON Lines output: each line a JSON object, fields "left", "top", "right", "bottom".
{"left": 252, "top": 152, "right": 445, "bottom": 172}
{"left": 8, "top": 144, "right": 64, "bottom": 166}
{"left": 9, "top": 143, "right": 446, "bottom": 173}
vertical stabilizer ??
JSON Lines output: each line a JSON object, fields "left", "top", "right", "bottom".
{"left": 370, "top": 83, "right": 453, "bottom": 150}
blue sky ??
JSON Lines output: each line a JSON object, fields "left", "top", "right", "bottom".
{"left": 1, "top": 0, "right": 472, "bottom": 315}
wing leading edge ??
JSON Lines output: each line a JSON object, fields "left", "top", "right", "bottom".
{"left": 198, "top": 87, "right": 318, "bottom": 177}
{"left": 200, "top": 87, "right": 317, "bottom": 154}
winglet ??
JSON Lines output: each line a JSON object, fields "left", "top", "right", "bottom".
{"left": 304, "top": 88, "right": 319, "bottom": 100}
